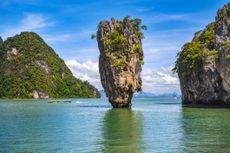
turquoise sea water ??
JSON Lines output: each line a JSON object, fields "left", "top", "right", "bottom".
{"left": 0, "top": 97, "right": 229, "bottom": 152}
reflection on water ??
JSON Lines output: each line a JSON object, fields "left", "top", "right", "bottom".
{"left": 100, "top": 109, "right": 144, "bottom": 153}
{"left": 181, "top": 108, "right": 230, "bottom": 152}
{"left": 0, "top": 99, "right": 230, "bottom": 152}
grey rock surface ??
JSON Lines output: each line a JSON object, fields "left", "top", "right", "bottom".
{"left": 97, "top": 18, "right": 144, "bottom": 108}
{"left": 177, "top": 3, "right": 230, "bottom": 106}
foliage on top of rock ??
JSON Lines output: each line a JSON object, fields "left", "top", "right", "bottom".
{"left": 0, "top": 32, "right": 100, "bottom": 99}
{"left": 96, "top": 16, "right": 145, "bottom": 107}
{"left": 97, "top": 17, "right": 146, "bottom": 70}
{"left": 174, "top": 2, "right": 230, "bottom": 77}
{"left": 173, "top": 22, "right": 218, "bottom": 76}
{"left": 174, "top": 2, "right": 230, "bottom": 105}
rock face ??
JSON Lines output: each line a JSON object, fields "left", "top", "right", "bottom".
{"left": 174, "top": 3, "right": 230, "bottom": 106}
{"left": 97, "top": 17, "right": 145, "bottom": 108}
{"left": 32, "top": 90, "right": 49, "bottom": 99}
{"left": 0, "top": 32, "right": 100, "bottom": 99}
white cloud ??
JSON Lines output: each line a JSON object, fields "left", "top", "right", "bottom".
{"left": 142, "top": 28, "right": 196, "bottom": 68}
{"left": 66, "top": 59, "right": 180, "bottom": 94}
{"left": 21, "top": 14, "right": 51, "bottom": 30}
{"left": 1, "top": 13, "right": 53, "bottom": 39}
{"left": 65, "top": 59, "right": 102, "bottom": 90}
{"left": 141, "top": 67, "right": 180, "bottom": 94}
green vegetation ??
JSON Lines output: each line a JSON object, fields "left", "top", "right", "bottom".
{"left": 221, "top": 41, "right": 230, "bottom": 59}
{"left": 222, "top": 41, "right": 230, "bottom": 47}
{"left": 173, "top": 22, "right": 218, "bottom": 75}
{"left": 139, "top": 59, "right": 144, "bottom": 65}
{"left": 134, "top": 44, "right": 141, "bottom": 53}
{"left": 0, "top": 32, "right": 100, "bottom": 98}
{"left": 217, "top": 7, "right": 229, "bottom": 22}
{"left": 141, "top": 25, "right": 147, "bottom": 30}
{"left": 104, "top": 30, "right": 128, "bottom": 53}
{"left": 104, "top": 30, "right": 128, "bottom": 68}
{"left": 198, "top": 23, "right": 216, "bottom": 48}
{"left": 127, "top": 16, "right": 147, "bottom": 38}
{"left": 91, "top": 34, "right": 96, "bottom": 39}
{"left": 100, "top": 16, "right": 146, "bottom": 69}
{"left": 0, "top": 37, "right": 3, "bottom": 47}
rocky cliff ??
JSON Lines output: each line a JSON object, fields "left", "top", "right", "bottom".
{"left": 0, "top": 32, "right": 100, "bottom": 99}
{"left": 97, "top": 17, "right": 145, "bottom": 108}
{"left": 174, "top": 3, "right": 230, "bottom": 106}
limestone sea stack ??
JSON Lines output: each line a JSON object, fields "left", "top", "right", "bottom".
{"left": 174, "top": 3, "right": 230, "bottom": 107}
{"left": 96, "top": 17, "right": 146, "bottom": 108}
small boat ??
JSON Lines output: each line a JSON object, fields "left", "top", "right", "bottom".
{"left": 48, "top": 101, "right": 72, "bottom": 104}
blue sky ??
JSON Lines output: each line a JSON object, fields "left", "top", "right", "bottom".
{"left": 0, "top": 0, "right": 229, "bottom": 93}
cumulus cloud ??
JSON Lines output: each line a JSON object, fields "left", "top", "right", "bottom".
{"left": 141, "top": 67, "right": 180, "bottom": 94}
{"left": 65, "top": 60, "right": 102, "bottom": 89}
{"left": 66, "top": 59, "right": 180, "bottom": 94}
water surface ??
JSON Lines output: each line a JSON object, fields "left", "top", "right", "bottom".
{"left": 0, "top": 98, "right": 229, "bottom": 152}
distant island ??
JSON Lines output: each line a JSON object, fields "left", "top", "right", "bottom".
{"left": 133, "top": 92, "right": 180, "bottom": 98}
{"left": 99, "top": 90, "right": 180, "bottom": 98}
{"left": 0, "top": 32, "right": 100, "bottom": 99}
{"left": 173, "top": 2, "right": 230, "bottom": 106}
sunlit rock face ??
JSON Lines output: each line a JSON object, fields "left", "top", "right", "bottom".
{"left": 97, "top": 17, "right": 145, "bottom": 108}
{"left": 174, "top": 3, "right": 230, "bottom": 106}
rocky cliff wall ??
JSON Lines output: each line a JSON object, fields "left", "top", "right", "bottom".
{"left": 174, "top": 3, "right": 230, "bottom": 106}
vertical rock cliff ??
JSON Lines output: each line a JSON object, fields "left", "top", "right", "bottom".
{"left": 174, "top": 3, "right": 230, "bottom": 106}
{"left": 97, "top": 17, "right": 145, "bottom": 108}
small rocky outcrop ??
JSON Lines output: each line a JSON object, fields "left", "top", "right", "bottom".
{"left": 32, "top": 90, "right": 49, "bottom": 99}
{"left": 96, "top": 17, "right": 146, "bottom": 108}
{"left": 174, "top": 3, "right": 230, "bottom": 106}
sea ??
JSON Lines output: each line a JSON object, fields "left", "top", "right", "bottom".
{"left": 0, "top": 97, "right": 229, "bottom": 152}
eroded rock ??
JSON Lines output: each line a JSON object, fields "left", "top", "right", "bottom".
{"left": 35, "top": 60, "right": 50, "bottom": 74}
{"left": 97, "top": 17, "right": 145, "bottom": 108}
{"left": 174, "top": 3, "right": 230, "bottom": 106}
{"left": 33, "top": 90, "right": 49, "bottom": 99}
{"left": 7, "top": 48, "right": 19, "bottom": 60}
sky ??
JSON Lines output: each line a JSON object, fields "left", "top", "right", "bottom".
{"left": 0, "top": 0, "right": 229, "bottom": 94}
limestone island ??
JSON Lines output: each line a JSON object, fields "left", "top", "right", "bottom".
{"left": 0, "top": 32, "right": 100, "bottom": 99}
{"left": 96, "top": 17, "right": 146, "bottom": 108}
{"left": 173, "top": 2, "right": 230, "bottom": 107}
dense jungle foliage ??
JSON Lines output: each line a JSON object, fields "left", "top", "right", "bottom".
{"left": 0, "top": 32, "right": 100, "bottom": 98}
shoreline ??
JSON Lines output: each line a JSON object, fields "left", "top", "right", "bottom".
{"left": 0, "top": 97, "right": 101, "bottom": 101}
{"left": 183, "top": 104, "right": 230, "bottom": 109}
